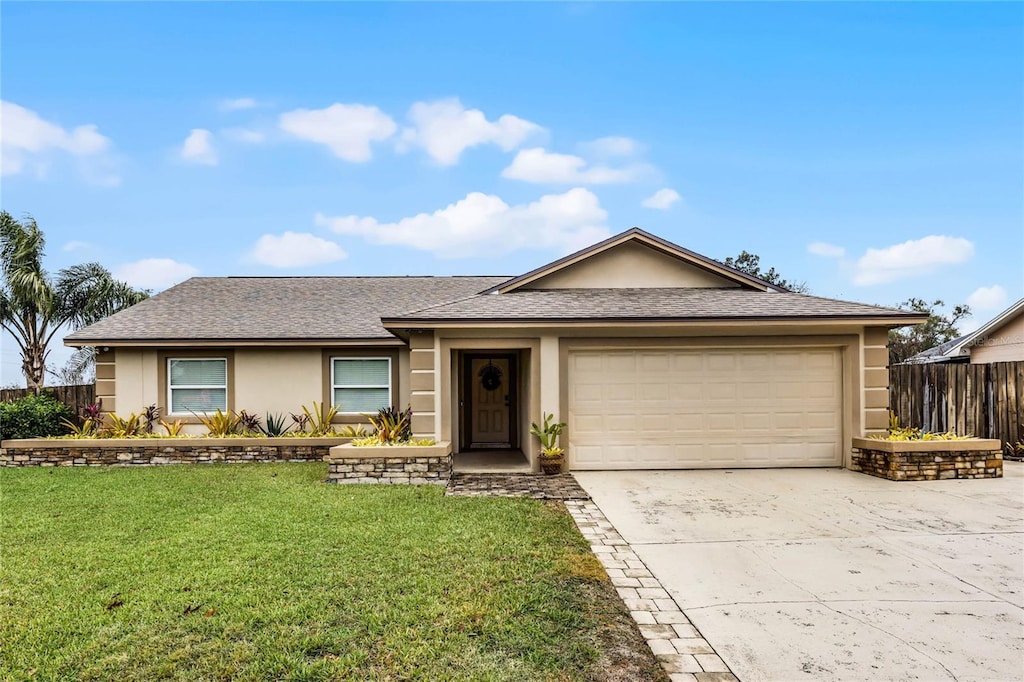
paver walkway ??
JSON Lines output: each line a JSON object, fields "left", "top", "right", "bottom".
{"left": 445, "top": 473, "right": 589, "bottom": 499}
{"left": 445, "top": 473, "right": 737, "bottom": 681}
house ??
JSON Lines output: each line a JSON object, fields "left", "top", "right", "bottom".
{"left": 905, "top": 298, "right": 1024, "bottom": 364}
{"left": 65, "top": 228, "right": 926, "bottom": 471}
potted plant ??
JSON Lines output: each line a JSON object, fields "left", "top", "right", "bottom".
{"left": 530, "top": 412, "right": 567, "bottom": 475}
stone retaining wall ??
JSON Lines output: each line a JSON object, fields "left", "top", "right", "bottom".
{"left": 326, "top": 442, "right": 451, "bottom": 484}
{"left": 850, "top": 437, "right": 1003, "bottom": 481}
{"left": 327, "top": 456, "right": 451, "bottom": 485}
{"left": 0, "top": 438, "right": 347, "bottom": 467}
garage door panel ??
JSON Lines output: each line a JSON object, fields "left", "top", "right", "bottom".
{"left": 568, "top": 347, "right": 842, "bottom": 470}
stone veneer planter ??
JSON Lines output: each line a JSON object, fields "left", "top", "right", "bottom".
{"left": 851, "top": 437, "right": 1003, "bottom": 481}
{"left": 0, "top": 437, "right": 350, "bottom": 467}
{"left": 327, "top": 442, "right": 452, "bottom": 485}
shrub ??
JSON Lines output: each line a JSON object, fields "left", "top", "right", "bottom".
{"left": 871, "top": 411, "right": 972, "bottom": 441}
{"left": 0, "top": 393, "right": 75, "bottom": 440}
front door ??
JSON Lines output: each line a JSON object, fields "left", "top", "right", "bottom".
{"left": 464, "top": 354, "right": 516, "bottom": 449}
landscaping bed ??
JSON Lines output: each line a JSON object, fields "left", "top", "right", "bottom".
{"left": 851, "top": 437, "right": 1003, "bottom": 481}
{"left": 0, "top": 463, "right": 665, "bottom": 681}
{"left": 0, "top": 436, "right": 349, "bottom": 467}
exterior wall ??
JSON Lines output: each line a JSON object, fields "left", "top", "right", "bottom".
{"left": 433, "top": 324, "right": 882, "bottom": 471}
{"left": 113, "top": 348, "right": 159, "bottom": 418}
{"left": 862, "top": 326, "right": 890, "bottom": 436}
{"left": 95, "top": 349, "right": 117, "bottom": 414}
{"left": 110, "top": 345, "right": 407, "bottom": 435}
{"left": 409, "top": 331, "right": 437, "bottom": 437}
{"left": 522, "top": 241, "right": 741, "bottom": 290}
{"left": 237, "top": 348, "right": 321, "bottom": 416}
{"left": 970, "top": 313, "right": 1024, "bottom": 364}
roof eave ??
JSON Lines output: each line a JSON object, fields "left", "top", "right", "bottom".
{"left": 382, "top": 314, "right": 930, "bottom": 328}
{"left": 63, "top": 336, "right": 406, "bottom": 348}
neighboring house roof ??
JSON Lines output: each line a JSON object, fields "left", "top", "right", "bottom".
{"left": 903, "top": 335, "right": 969, "bottom": 364}
{"left": 382, "top": 288, "right": 924, "bottom": 325}
{"left": 65, "top": 276, "right": 508, "bottom": 345}
{"left": 485, "top": 227, "right": 777, "bottom": 294}
{"left": 906, "top": 298, "right": 1024, "bottom": 363}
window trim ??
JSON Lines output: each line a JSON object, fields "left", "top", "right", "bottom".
{"left": 330, "top": 356, "right": 393, "bottom": 415}
{"left": 166, "top": 356, "right": 229, "bottom": 416}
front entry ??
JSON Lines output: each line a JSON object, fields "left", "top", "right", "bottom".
{"left": 462, "top": 353, "right": 518, "bottom": 449}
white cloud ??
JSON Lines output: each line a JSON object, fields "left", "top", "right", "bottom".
{"left": 852, "top": 235, "right": 974, "bottom": 286}
{"left": 502, "top": 147, "right": 649, "bottom": 184}
{"left": 580, "top": 136, "right": 641, "bottom": 158}
{"left": 279, "top": 103, "right": 396, "bottom": 162}
{"left": 218, "top": 97, "right": 258, "bottom": 112}
{"left": 807, "top": 241, "right": 846, "bottom": 258}
{"left": 316, "top": 187, "right": 609, "bottom": 259}
{"left": 222, "top": 127, "right": 265, "bottom": 144}
{"left": 399, "top": 98, "right": 543, "bottom": 165}
{"left": 0, "top": 100, "right": 112, "bottom": 178}
{"left": 966, "top": 285, "right": 1008, "bottom": 312}
{"left": 180, "top": 129, "right": 217, "bottom": 165}
{"left": 247, "top": 232, "right": 347, "bottom": 268}
{"left": 641, "top": 188, "right": 681, "bottom": 210}
{"left": 62, "top": 240, "right": 91, "bottom": 252}
{"left": 114, "top": 258, "right": 199, "bottom": 291}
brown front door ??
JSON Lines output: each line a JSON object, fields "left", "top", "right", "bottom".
{"left": 464, "top": 354, "right": 516, "bottom": 449}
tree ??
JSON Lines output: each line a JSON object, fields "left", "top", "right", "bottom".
{"left": 722, "top": 250, "right": 810, "bottom": 293}
{"left": 888, "top": 298, "right": 971, "bottom": 365}
{"left": 0, "top": 212, "right": 149, "bottom": 391}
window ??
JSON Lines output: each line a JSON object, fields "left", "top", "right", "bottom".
{"left": 168, "top": 358, "right": 227, "bottom": 414}
{"left": 331, "top": 357, "right": 391, "bottom": 413}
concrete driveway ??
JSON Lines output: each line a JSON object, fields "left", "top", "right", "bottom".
{"left": 574, "top": 465, "right": 1024, "bottom": 682}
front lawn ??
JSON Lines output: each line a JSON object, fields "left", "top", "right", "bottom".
{"left": 0, "top": 464, "right": 663, "bottom": 681}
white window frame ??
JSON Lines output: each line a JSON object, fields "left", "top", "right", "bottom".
{"left": 330, "top": 356, "right": 392, "bottom": 415}
{"left": 167, "top": 357, "right": 228, "bottom": 415}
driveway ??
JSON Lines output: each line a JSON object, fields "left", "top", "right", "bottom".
{"left": 574, "top": 465, "right": 1024, "bottom": 682}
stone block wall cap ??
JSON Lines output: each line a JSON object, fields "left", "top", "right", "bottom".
{"left": 328, "top": 441, "right": 452, "bottom": 460}
{"left": 852, "top": 437, "right": 1003, "bottom": 453}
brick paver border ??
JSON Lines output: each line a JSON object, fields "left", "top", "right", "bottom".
{"left": 564, "top": 499, "right": 739, "bottom": 682}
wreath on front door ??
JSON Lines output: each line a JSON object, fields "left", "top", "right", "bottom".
{"left": 478, "top": 361, "right": 503, "bottom": 391}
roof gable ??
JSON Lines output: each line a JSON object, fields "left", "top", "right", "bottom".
{"left": 946, "top": 298, "right": 1024, "bottom": 358}
{"left": 487, "top": 228, "right": 773, "bottom": 294}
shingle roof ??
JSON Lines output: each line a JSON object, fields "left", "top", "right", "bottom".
{"left": 65, "top": 276, "right": 509, "bottom": 344}
{"left": 383, "top": 288, "right": 923, "bottom": 323}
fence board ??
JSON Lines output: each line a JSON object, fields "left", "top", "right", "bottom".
{"left": 0, "top": 384, "right": 96, "bottom": 419}
{"left": 890, "top": 361, "right": 1023, "bottom": 453}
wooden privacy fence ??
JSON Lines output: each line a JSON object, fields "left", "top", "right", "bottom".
{"left": 0, "top": 384, "right": 97, "bottom": 417}
{"left": 889, "top": 361, "right": 1023, "bottom": 451}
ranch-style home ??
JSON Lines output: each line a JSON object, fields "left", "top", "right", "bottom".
{"left": 66, "top": 228, "right": 926, "bottom": 472}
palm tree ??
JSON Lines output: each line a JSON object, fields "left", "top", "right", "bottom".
{"left": 1, "top": 211, "right": 149, "bottom": 391}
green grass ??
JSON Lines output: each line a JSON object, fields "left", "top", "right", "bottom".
{"left": 0, "top": 464, "right": 658, "bottom": 681}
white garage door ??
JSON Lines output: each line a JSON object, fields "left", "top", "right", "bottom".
{"left": 568, "top": 348, "right": 843, "bottom": 470}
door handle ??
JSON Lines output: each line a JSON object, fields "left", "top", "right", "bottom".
{"left": 504, "top": 394, "right": 510, "bottom": 407}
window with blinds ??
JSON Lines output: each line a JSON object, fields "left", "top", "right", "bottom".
{"left": 168, "top": 358, "right": 227, "bottom": 413}
{"left": 331, "top": 357, "right": 391, "bottom": 413}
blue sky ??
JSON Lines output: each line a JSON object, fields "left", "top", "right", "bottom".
{"left": 1, "top": 2, "right": 1022, "bottom": 384}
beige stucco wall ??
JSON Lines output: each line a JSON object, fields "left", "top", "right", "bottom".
{"left": 113, "top": 348, "right": 159, "bottom": 417}
{"left": 522, "top": 241, "right": 741, "bottom": 289}
{"left": 862, "top": 326, "right": 890, "bottom": 435}
{"left": 111, "top": 345, "right": 406, "bottom": 436}
{"left": 970, "top": 312, "right": 1024, "bottom": 364}
{"left": 234, "top": 348, "right": 322, "bottom": 416}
